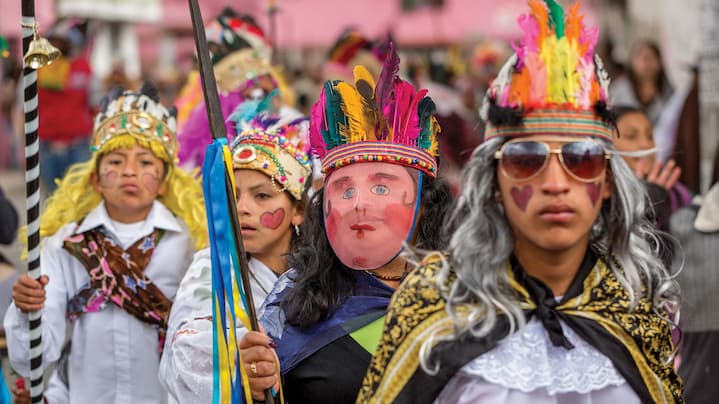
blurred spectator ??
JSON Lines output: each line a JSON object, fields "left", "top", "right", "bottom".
{"left": 36, "top": 19, "right": 94, "bottom": 191}
{"left": 613, "top": 106, "right": 693, "bottom": 231}
{"left": 671, "top": 68, "right": 701, "bottom": 193}
{"left": 321, "top": 28, "right": 386, "bottom": 83}
{"left": 408, "top": 52, "right": 478, "bottom": 195}
{"left": 610, "top": 40, "right": 674, "bottom": 126}
{"left": 0, "top": 186, "right": 18, "bottom": 404}
{"left": 176, "top": 7, "right": 293, "bottom": 170}
{"left": 670, "top": 180, "right": 719, "bottom": 404}
{"left": 0, "top": 185, "right": 19, "bottom": 329}
{"left": 150, "top": 66, "right": 185, "bottom": 107}
{"left": 0, "top": 53, "right": 22, "bottom": 170}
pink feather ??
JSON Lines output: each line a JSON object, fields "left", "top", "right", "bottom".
{"left": 515, "top": 13, "right": 540, "bottom": 65}
{"left": 580, "top": 26, "right": 599, "bottom": 62}
{"left": 524, "top": 54, "right": 547, "bottom": 104}
{"left": 576, "top": 58, "right": 595, "bottom": 109}
{"left": 376, "top": 43, "right": 400, "bottom": 135}
{"left": 401, "top": 88, "right": 427, "bottom": 145}
{"left": 309, "top": 86, "right": 328, "bottom": 158}
{"left": 391, "top": 79, "right": 414, "bottom": 144}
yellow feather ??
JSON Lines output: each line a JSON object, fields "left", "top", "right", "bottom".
{"left": 353, "top": 65, "right": 379, "bottom": 139}
{"left": 336, "top": 82, "right": 368, "bottom": 142}
{"left": 428, "top": 117, "right": 441, "bottom": 156}
{"left": 353, "top": 65, "right": 376, "bottom": 92}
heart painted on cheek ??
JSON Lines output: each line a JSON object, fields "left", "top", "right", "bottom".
{"left": 510, "top": 185, "right": 533, "bottom": 212}
{"left": 259, "top": 208, "right": 286, "bottom": 230}
{"left": 586, "top": 183, "right": 601, "bottom": 206}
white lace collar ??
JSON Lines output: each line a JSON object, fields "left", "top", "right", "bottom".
{"left": 458, "top": 318, "right": 627, "bottom": 395}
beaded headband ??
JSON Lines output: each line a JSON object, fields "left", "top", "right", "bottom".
{"left": 92, "top": 85, "right": 178, "bottom": 159}
{"left": 229, "top": 96, "right": 311, "bottom": 200}
{"left": 480, "top": 0, "right": 613, "bottom": 142}
{"left": 310, "top": 43, "right": 441, "bottom": 179}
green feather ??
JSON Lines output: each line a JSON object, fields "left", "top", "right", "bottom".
{"left": 417, "top": 98, "right": 436, "bottom": 151}
{"left": 545, "top": 0, "right": 565, "bottom": 38}
{"left": 323, "top": 81, "right": 348, "bottom": 148}
{"left": 256, "top": 89, "right": 279, "bottom": 114}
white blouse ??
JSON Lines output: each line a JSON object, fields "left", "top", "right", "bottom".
{"left": 4, "top": 201, "right": 195, "bottom": 404}
{"left": 435, "top": 318, "right": 641, "bottom": 404}
{"left": 159, "top": 248, "right": 278, "bottom": 404}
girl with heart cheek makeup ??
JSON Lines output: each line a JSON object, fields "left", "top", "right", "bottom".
{"left": 234, "top": 168, "right": 304, "bottom": 272}
{"left": 359, "top": 2, "right": 683, "bottom": 403}
{"left": 159, "top": 99, "right": 312, "bottom": 404}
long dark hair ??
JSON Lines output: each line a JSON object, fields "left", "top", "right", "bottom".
{"left": 282, "top": 173, "right": 454, "bottom": 329}
{"left": 628, "top": 40, "right": 673, "bottom": 105}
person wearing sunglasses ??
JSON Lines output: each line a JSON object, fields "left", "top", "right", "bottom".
{"left": 357, "top": 1, "right": 683, "bottom": 403}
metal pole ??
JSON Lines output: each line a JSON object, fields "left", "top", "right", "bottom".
{"left": 268, "top": 0, "right": 278, "bottom": 65}
{"left": 21, "top": 0, "right": 44, "bottom": 402}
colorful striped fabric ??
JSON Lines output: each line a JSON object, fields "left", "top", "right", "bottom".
{"left": 320, "top": 142, "right": 437, "bottom": 177}
{"left": 484, "top": 109, "right": 613, "bottom": 141}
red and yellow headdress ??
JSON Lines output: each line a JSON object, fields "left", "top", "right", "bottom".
{"left": 480, "top": 0, "right": 613, "bottom": 141}
{"left": 311, "top": 44, "right": 441, "bottom": 179}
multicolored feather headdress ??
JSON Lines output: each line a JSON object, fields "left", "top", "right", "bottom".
{"left": 229, "top": 92, "right": 311, "bottom": 200}
{"left": 311, "top": 43, "right": 441, "bottom": 179}
{"left": 480, "top": 0, "right": 613, "bottom": 141}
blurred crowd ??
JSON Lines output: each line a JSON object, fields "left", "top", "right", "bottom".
{"left": 0, "top": 1, "right": 718, "bottom": 403}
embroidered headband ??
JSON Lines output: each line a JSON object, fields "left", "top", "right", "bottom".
{"left": 310, "top": 43, "right": 441, "bottom": 179}
{"left": 229, "top": 93, "right": 311, "bottom": 200}
{"left": 480, "top": 0, "right": 613, "bottom": 141}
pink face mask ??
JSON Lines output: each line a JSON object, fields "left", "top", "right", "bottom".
{"left": 323, "top": 162, "right": 421, "bottom": 270}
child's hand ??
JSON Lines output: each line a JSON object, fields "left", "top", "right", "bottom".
{"left": 240, "top": 329, "right": 280, "bottom": 400}
{"left": 12, "top": 275, "right": 49, "bottom": 313}
{"left": 12, "top": 378, "right": 30, "bottom": 404}
{"left": 636, "top": 159, "right": 682, "bottom": 191}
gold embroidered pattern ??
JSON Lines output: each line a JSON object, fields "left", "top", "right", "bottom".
{"left": 357, "top": 256, "right": 683, "bottom": 404}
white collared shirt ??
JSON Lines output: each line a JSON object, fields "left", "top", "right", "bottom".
{"left": 4, "top": 201, "right": 195, "bottom": 404}
{"left": 159, "top": 248, "right": 278, "bottom": 404}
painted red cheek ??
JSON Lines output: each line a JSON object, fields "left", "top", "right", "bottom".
{"left": 325, "top": 208, "right": 339, "bottom": 240}
{"left": 259, "top": 208, "right": 286, "bottom": 230}
{"left": 99, "top": 171, "right": 119, "bottom": 188}
{"left": 586, "top": 183, "right": 601, "bottom": 206}
{"left": 384, "top": 202, "right": 414, "bottom": 232}
{"left": 510, "top": 185, "right": 533, "bottom": 212}
{"left": 141, "top": 173, "right": 161, "bottom": 193}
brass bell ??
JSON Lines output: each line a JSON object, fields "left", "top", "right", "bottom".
{"left": 23, "top": 35, "right": 61, "bottom": 69}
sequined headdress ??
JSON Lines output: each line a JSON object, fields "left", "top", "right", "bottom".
{"left": 92, "top": 84, "right": 178, "bottom": 159}
{"left": 229, "top": 92, "right": 311, "bottom": 200}
{"left": 205, "top": 8, "right": 273, "bottom": 93}
{"left": 480, "top": 0, "right": 613, "bottom": 141}
{"left": 311, "top": 43, "right": 441, "bottom": 179}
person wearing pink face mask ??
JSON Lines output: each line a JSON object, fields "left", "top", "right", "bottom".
{"left": 3, "top": 84, "right": 207, "bottom": 404}
{"left": 237, "top": 45, "right": 454, "bottom": 402}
